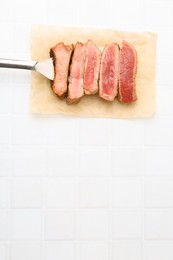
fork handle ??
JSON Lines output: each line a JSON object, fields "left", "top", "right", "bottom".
{"left": 0, "top": 58, "right": 37, "bottom": 70}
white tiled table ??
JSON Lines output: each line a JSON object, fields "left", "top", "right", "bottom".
{"left": 0, "top": 0, "right": 173, "bottom": 259}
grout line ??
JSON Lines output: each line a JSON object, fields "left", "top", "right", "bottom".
{"left": 108, "top": 119, "right": 113, "bottom": 260}
{"left": 7, "top": 150, "right": 11, "bottom": 260}
{"left": 142, "top": 120, "right": 146, "bottom": 260}
{"left": 40, "top": 118, "right": 46, "bottom": 260}
{"left": 74, "top": 117, "right": 82, "bottom": 260}
{"left": 6, "top": 73, "right": 14, "bottom": 260}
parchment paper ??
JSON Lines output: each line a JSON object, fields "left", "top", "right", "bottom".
{"left": 30, "top": 25, "right": 157, "bottom": 118}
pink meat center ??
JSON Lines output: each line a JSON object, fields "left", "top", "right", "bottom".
{"left": 84, "top": 47, "right": 97, "bottom": 87}
{"left": 101, "top": 46, "right": 117, "bottom": 95}
{"left": 120, "top": 45, "right": 135, "bottom": 102}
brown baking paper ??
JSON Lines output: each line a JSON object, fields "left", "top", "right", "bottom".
{"left": 30, "top": 25, "right": 157, "bottom": 118}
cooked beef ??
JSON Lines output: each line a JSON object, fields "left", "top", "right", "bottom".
{"left": 84, "top": 40, "right": 101, "bottom": 95}
{"left": 99, "top": 43, "right": 119, "bottom": 101}
{"left": 50, "top": 42, "right": 73, "bottom": 98}
{"left": 67, "top": 42, "right": 86, "bottom": 104}
{"left": 118, "top": 41, "right": 137, "bottom": 103}
{"left": 50, "top": 40, "right": 138, "bottom": 105}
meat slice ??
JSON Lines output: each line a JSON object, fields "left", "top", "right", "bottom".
{"left": 119, "top": 41, "right": 137, "bottom": 103}
{"left": 99, "top": 43, "right": 119, "bottom": 101}
{"left": 50, "top": 42, "right": 73, "bottom": 98}
{"left": 84, "top": 40, "right": 101, "bottom": 95}
{"left": 67, "top": 42, "right": 86, "bottom": 104}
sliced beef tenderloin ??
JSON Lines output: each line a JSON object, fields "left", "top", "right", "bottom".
{"left": 118, "top": 41, "right": 137, "bottom": 103}
{"left": 84, "top": 40, "right": 101, "bottom": 95}
{"left": 99, "top": 43, "right": 119, "bottom": 101}
{"left": 50, "top": 42, "right": 73, "bottom": 98}
{"left": 67, "top": 42, "right": 86, "bottom": 104}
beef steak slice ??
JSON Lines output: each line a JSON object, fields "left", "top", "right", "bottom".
{"left": 118, "top": 41, "right": 137, "bottom": 103}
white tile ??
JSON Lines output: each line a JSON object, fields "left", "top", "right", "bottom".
{"left": 12, "top": 84, "right": 30, "bottom": 114}
{"left": 0, "top": 23, "right": 12, "bottom": 52}
{"left": 12, "top": 23, "right": 30, "bottom": 54}
{"left": 145, "top": 118, "right": 173, "bottom": 146}
{"left": 0, "top": 212, "right": 8, "bottom": 240}
{"left": 11, "top": 244, "right": 41, "bottom": 260}
{"left": 11, "top": 210, "right": 42, "bottom": 240}
{"left": 107, "top": 0, "right": 143, "bottom": 28}
{"left": 78, "top": 211, "right": 109, "bottom": 240}
{"left": 46, "top": 0, "right": 80, "bottom": 26}
{"left": 0, "top": 86, "right": 11, "bottom": 114}
{"left": 78, "top": 119, "right": 109, "bottom": 145}
{"left": 145, "top": 178, "right": 173, "bottom": 207}
{"left": 145, "top": 211, "right": 173, "bottom": 239}
{"left": 46, "top": 147, "right": 77, "bottom": 177}
{"left": 79, "top": 178, "right": 108, "bottom": 208}
{"left": 78, "top": 0, "right": 106, "bottom": 28}
{"left": 45, "top": 211, "right": 75, "bottom": 240}
{"left": 11, "top": 67, "right": 31, "bottom": 83}
{"left": 0, "top": 147, "right": 10, "bottom": 176}
{"left": 111, "top": 148, "right": 144, "bottom": 177}
{"left": 112, "top": 241, "right": 142, "bottom": 260}
{"left": 145, "top": 148, "right": 173, "bottom": 176}
{"left": 0, "top": 179, "right": 8, "bottom": 208}
{"left": 0, "top": 70, "right": 12, "bottom": 85}
{"left": 11, "top": 179, "right": 42, "bottom": 208}
{"left": 111, "top": 120, "right": 144, "bottom": 146}
{"left": 13, "top": 0, "right": 46, "bottom": 23}
{"left": 0, "top": 117, "right": 10, "bottom": 145}
{"left": 0, "top": 0, "right": 11, "bottom": 22}
{"left": 45, "top": 178, "right": 75, "bottom": 208}
{"left": 45, "top": 243, "right": 75, "bottom": 260}
{"left": 156, "top": 26, "right": 173, "bottom": 57}
{"left": 157, "top": 56, "right": 173, "bottom": 86}
{"left": 79, "top": 147, "right": 109, "bottom": 177}
{"left": 48, "top": 0, "right": 143, "bottom": 29}
{"left": 12, "top": 115, "right": 43, "bottom": 145}
{"left": 45, "top": 117, "right": 77, "bottom": 145}
{"left": 145, "top": 241, "right": 173, "bottom": 260}
{"left": 144, "top": 1, "right": 173, "bottom": 27}
{"left": 77, "top": 242, "right": 109, "bottom": 260}
{"left": 157, "top": 89, "right": 173, "bottom": 116}
{"left": 0, "top": 244, "right": 7, "bottom": 260}
{"left": 81, "top": 0, "right": 110, "bottom": 28}
{"left": 111, "top": 178, "right": 142, "bottom": 208}
{"left": 112, "top": 211, "right": 142, "bottom": 239}
{"left": 11, "top": 146, "right": 43, "bottom": 176}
